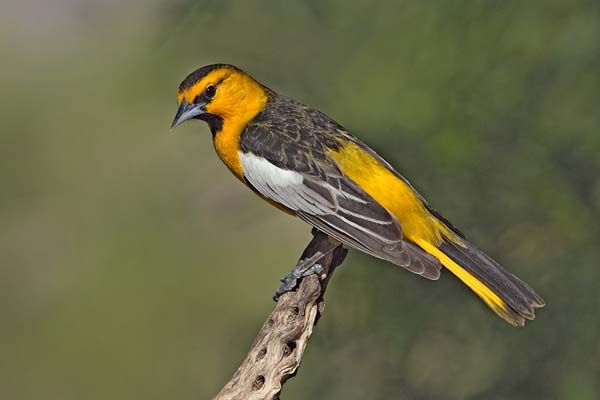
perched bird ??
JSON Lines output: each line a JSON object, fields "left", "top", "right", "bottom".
{"left": 171, "top": 64, "right": 544, "bottom": 326}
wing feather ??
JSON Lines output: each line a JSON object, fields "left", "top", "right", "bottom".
{"left": 240, "top": 151, "right": 441, "bottom": 280}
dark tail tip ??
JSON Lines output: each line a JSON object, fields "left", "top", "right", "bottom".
{"left": 439, "top": 240, "right": 544, "bottom": 326}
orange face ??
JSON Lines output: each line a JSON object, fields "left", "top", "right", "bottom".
{"left": 173, "top": 65, "right": 268, "bottom": 130}
{"left": 172, "top": 64, "right": 270, "bottom": 180}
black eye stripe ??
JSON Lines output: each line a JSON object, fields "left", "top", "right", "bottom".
{"left": 193, "top": 75, "right": 229, "bottom": 104}
{"left": 194, "top": 83, "right": 218, "bottom": 104}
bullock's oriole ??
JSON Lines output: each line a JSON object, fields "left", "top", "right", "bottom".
{"left": 171, "top": 64, "right": 544, "bottom": 326}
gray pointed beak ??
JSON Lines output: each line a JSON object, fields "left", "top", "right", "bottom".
{"left": 171, "top": 100, "right": 205, "bottom": 129}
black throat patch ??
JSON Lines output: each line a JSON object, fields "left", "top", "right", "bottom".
{"left": 197, "top": 113, "right": 224, "bottom": 137}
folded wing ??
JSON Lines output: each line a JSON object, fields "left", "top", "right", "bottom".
{"left": 239, "top": 151, "right": 441, "bottom": 279}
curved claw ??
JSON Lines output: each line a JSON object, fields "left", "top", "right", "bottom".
{"left": 274, "top": 263, "right": 325, "bottom": 300}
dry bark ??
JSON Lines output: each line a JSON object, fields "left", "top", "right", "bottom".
{"left": 214, "top": 231, "right": 347, "bottom": 400}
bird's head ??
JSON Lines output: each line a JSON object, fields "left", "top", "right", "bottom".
{"left": 171, "top": 64, "right": 268, "bottom": 135}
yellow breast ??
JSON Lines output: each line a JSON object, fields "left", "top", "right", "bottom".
{"left": 210, "top": 74, "right": 268, "bottom": 181}
{"left": 213, "top": 123, "right": 244, "bottom": 180}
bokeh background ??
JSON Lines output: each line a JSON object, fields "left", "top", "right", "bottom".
{"left": 1, "top": 1, "right": 599, "bottom": 399}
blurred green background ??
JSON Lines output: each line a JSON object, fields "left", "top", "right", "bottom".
{"left": 1, "top": 1, "right": 599, "bottom": 399}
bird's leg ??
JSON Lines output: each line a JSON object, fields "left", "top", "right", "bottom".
{"left": 274, "top": 229, "right": 342, "bottom": 299}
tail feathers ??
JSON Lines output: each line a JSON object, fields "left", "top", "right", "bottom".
{"left": 417, "top": 239, "right": 544, "bottom": 326}
{"left": 443, "top": 240, "right": 545, "bottom": 308}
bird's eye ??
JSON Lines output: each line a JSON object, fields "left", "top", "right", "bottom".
{"left": 204, "top": 84, "right": 216, "bottom": 100}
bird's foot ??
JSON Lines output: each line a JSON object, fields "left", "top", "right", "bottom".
{"left": 275, "top": 263, "right": 324, "bottom": 299}
{"left": 273, "top": 229, "right": 340, "bottom": 300}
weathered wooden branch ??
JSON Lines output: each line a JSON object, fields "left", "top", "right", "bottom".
{"left": 214, "top": 230, "right": 347, "bottom": 400}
